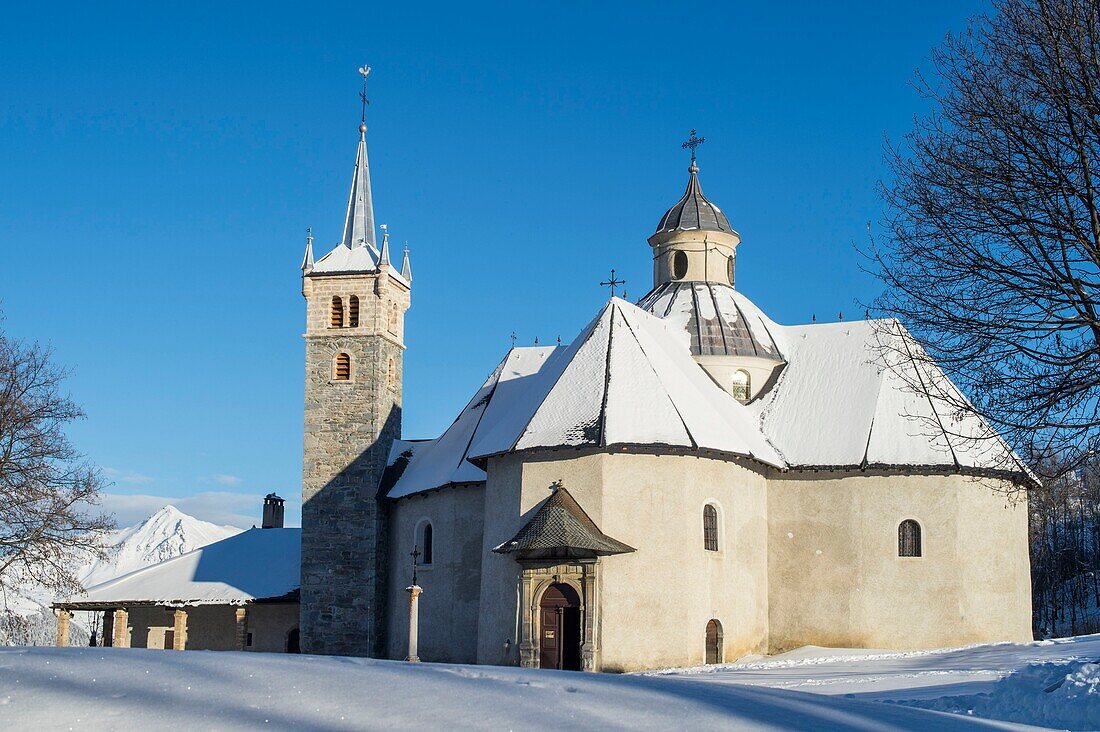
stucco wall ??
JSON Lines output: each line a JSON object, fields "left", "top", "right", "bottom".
{"left": 596, "top": 452, "right": 769, "bottom": 672}
{"left": 476, "top": 449, "right": 770, "bottom": 672}
{"left": 767, "top": 471, "right": 1032, "bottom": 653}
{"left": 122, "top": 603, "right": 299, "bottom": 652}
{"left": 246, "top": 603, "right": 300, "bottom": 653}
{"left": 386, "top": 487, "right": 486, "bottom": 663}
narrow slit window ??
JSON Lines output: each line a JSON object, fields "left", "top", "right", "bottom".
{"left": 334, "top": 353, "right": 351, "bottom": 381}
{"left": 703, "top": 504, "right": 719, "bottom": 551}
{"left": 422, "top": 523, "right": 433, "bottom": 565}
{"left": 386, "top": 357, "right": 396, "bottom": 388}
{"left": 330, "top": 297, "right": 344, "bottom": 328}
{"left": 898, "top": 519, "right": 922, "bottom": 557}
{"left": 348, "top": 295, "right": 360, "bottom": 327}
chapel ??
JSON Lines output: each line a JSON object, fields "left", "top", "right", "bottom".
{"left": 297, "top": 77, "right": 1034, "bottom": 672}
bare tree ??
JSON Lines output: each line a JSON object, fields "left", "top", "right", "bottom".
{"left": 867, "top": 0, "right": 1100, "bottom": 477}
{"left": 0, "top": 321, "right": 113, "bottom": 601}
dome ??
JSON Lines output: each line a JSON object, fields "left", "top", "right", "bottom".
{"left": 653, "top": 163, "right": 733, "bottom": 236}
{"left": 638, "top": 281, "right": 783, "bottom": 361}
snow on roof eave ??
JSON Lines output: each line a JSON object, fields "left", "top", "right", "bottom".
{"left": 467, "top": 441, "right": 785, "bottom": 473}
{"left": 784, "top": 461, "right": 1038, "bottom": 488}
{"left": 53, "top": 595, "right": 296, "bottom": 610}
{"left": 385, "top": 479, "right": 487, "bottom": 502}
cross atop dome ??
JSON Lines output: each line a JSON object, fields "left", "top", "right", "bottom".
{"left": 681, "top": 128, "right": 705, "bottom": 167}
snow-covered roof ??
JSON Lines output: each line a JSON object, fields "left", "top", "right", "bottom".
{"left": 639, "top": 282, "right": 783, "bottom": 360}
{"left": 751, "top": 319, "right": 1023, "bottom": 472}
{"left": 59, "top": 528, "right": 300, "bottom": 607}
{"left": 467, "top": 298, "right": 785, "bottom": 468}
{"left": 383, "top": 347, "right": 558, "bottom": 499}
{"left": 311, "top": 242, "right": 380, "bottom": 274}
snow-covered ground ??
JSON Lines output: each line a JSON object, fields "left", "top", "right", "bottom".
{"left": 3, "top": 636, "right": 1100, "bottom": 730}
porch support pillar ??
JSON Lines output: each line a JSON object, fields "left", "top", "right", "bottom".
{"left": 172, "top": 609, "right": 188, "bottom": 650}
{"left": 55, "top": 610, "right": 70, "bottom": 647}
{"left": 112, "top": 609, "right": 130, "bottom": 648}
{"left": 234, "top": 607, "right": 248, "bottom": 651}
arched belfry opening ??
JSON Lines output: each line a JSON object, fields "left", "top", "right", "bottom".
{"left": 539, "top": 583, "right": 581, "bottom": 671}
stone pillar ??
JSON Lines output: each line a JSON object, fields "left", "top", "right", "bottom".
{"left": 235, "top": 607, "right": 248, "bottom": 651}
{"left": 112, "top": 609, "right": 130, "bottom": 648}
{"left": 519, "top": 571, "right": 537, "bottom": 668}
{"left": 405, "top": 585, "right": 422, "bottom": 662}
{"left": 580, "top": 561, "right": 598, "bottom": 672}
{"left": 55, "top": 610, "right": 70, "bottom": 647}
{"left": 172, "top": 609, "right": 188, "bottom": 650}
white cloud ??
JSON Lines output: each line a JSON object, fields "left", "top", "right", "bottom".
{"left": 211, "top": 474, "right": 242, "bottom": 486}
{"left": 102, "top": 467, "right": 155, "bottom": 485}
{"left": 99, "top": 491, "right": 301, "bottom": 530}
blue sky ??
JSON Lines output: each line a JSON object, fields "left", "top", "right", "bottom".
{"left": 0, "top": 1, "right": 989, "bottom": 528}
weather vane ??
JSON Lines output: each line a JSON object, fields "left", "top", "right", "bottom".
{"left": 358, "top": 65, "right": 372, "bottom": 125}
{"left": 681, "top": 128, "right": 705, "bottom": 163}
{"left": 600, "top": 269, "right": 626, "bottom": 298}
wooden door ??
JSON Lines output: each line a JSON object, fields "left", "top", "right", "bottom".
{"left": 539, "top": 583, "right": 581, "bottom": 670}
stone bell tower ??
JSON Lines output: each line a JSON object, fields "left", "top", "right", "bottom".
{"left": 299, "top": 67, "right": 413, "bottom": 656}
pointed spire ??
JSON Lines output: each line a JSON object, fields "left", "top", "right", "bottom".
{"left": 401, "top": 242, "right": 413, "bottom": 282}
{"left": 340, "top": 67, "right": 377, "bottom": 251}
{"left": 301, "top": 227, "right": 315, "bottom": 273}
{"left": 378, "top": 224, "right": 391, "bottom": 266}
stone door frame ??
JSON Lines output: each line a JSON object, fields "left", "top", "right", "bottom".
{"left": 518, "top": 559, "right": 599, "bottom": 672}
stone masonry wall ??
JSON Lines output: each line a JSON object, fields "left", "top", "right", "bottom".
{"left": 301, "top": 269, "right": 409, "bottom": 656}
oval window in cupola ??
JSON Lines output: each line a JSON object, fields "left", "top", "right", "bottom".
{"left": 672, "top": 251, "right": 688, "bottom": 280}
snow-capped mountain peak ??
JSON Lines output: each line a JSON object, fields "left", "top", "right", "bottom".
{"left": 78, "top": 505, "right": 243, "bottom": 589}
{"left": 2, "top": 505, "right": 244, "bottom": 646}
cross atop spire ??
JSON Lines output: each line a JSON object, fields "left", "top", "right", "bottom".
{"left": 358, "top": 65, "right": 371, "bottom": 131}
{"left": 681, "top": 128, "right": 705, "bottom": 166}
{"left": 341, "top": 66, "right": 378, "bottom": 251}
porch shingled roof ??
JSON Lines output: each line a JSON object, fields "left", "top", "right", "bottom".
{"left": 492, "top": 485, "right": 634, "bottom": 560}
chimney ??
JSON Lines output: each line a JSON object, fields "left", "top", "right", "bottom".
{"left": 262, "top": 493, "right": 285, "bottom": 529}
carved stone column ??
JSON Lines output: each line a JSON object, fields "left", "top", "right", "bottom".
{"left": 55, "top": 610, "right": 70, "bottom": 647}
{"left": 172, "top": 609, "right": 188, "bottom": 650}
{"left": 519, "top": 571, "right": 537, "bottom": 668}
{"left": 234, "top": 607, "right": 248, "bottom": 651}
{"left": 579, "top": 560, "right": 598, "bottom": 672}
{"left": 112, "top": 609, "right": 130, "bottom": 648}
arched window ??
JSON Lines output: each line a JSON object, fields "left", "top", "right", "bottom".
{"left": 703, "top": 504, "right": 719, "bottom": 551}
{"left": 389, "top": 301, "right": 400, "bottom": 333}
{"left": 731, "top": 370, "right": 750, "bottom": 401}
{"left": 416, "top": 521, "right": 433, "bottom": 566}
{"left": 386, "top": 356, "right": 396, "bottom": 388}
{"left": 348, "top": 295, "right": 360, "bottom": 327}
{"left": 898, "top": 519, "right": 922, "bottom": 557}
{"left": 705, "top": 619, "right": 723, "bottom": 664}
{"left": 330, "top": 297, "right": 344, "bottom": 328}
{"left": 672, "top": 250, "right": 688, "bottom": 280}
{"left": 334, "top": 353, "right": 351, "bottom": 381}
{"left": 727, "top": 255, "right": 735, "bottom": 285}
